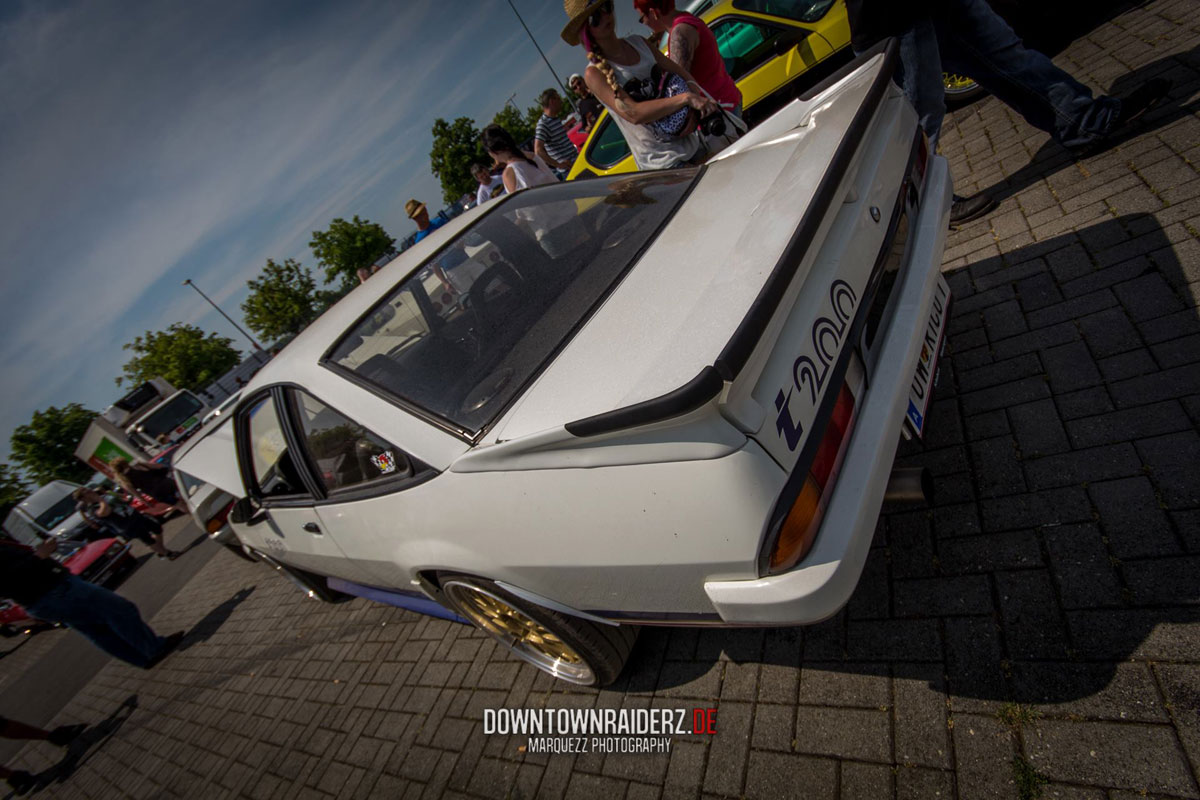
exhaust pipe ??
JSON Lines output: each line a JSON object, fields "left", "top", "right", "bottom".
{"left": 884, "top": 467, "right": 934, "bottom": 505}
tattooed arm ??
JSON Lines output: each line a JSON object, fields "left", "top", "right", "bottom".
{"left": 667, "top": 21, "right": 699, "bottom": 74}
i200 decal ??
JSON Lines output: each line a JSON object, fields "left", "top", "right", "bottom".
{"left": 774, "top": 279, "right": 858, "bottom": 452}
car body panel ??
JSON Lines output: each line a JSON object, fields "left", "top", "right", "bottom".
{"left": 175, "top": 46, "right": 954, "bottom": 628}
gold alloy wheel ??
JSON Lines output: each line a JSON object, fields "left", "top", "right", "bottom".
{"left": 943, "top": 72, "right": 980, "bottom": 96}
{"left": 443, "top": 581, "right": 597, "bottom": 684}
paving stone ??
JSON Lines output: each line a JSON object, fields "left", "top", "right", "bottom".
{"left": 894, "top": 575, "right": 993, "bottom": 617}
{"left": 701, "top": 701, "right": 750, "bottom": 796}
{"left": 1024, "top": 442, "right": 1142, "bottom": 490}
{"left": 1055, "top": 386, "right": 1115, "bottom": 420}
{"left": 996, "top": 570, "right": 1070, "bottom": 659}
{"left": 743, "top": 752, "right": 836, "bottom": 800}
{"left": 1111, "top": 364, "right": 1200, "bottom": 409}
{"left": 1123, "top": 555, "right": 1200, "bottom": 606}
{"left": 1068, "top": 608, "right": 1200, "bottom": 661}
{"left": 662, "top": 740, "right": 704, "bottom": 800}
{"left": 1009, "top": 661, "right": 1168, "bottom": 722}
{"left": 839, "top": 762, "right": 893, "bottom": 800}
{"left": 970, "top": 435, "right": 1027, "bottom": 498}
{"left": 893, "top": 665, "right": 952, "bottom": 769}
{"left": 1043, "top": 523, "right": 1124, "bottom": 608}
{"left": 793, "top": 706, "right": 890, "bottom": 763}
{"left": 1097, "top": 347, "right": 1159, "bottom": 381}
{"left": 797, "top": 664, "right": 889, "bottom": 708}
{"left": 1008, "top": 398, "right": 1071, "bottom": 457}
{"left": 964, "top": 408, "right": 1011, "bottom": 439}
{"left": 1136, "top": 430, "right": 1200, "bottom": 507}
{"left": 938, "top": 530, "right": 1042, "bottom": 573}
{"left": 945, "top": 617, "right": 1008, "bottom": 712}
{"left": 845, "top": 620, "right": 941, "bottom": 663}
{"left": 1024, "top": 720, "right": 1199, "bottom": 797}
{"left": 980, "top": 487, "right": 1093, "bottom": 532}
{"left": 1065, "top": 399, "right": 1192, "bottom": 448}
{"left": 1154, "top": 663, "right": 1200, "bottom": 783}
{"left": 951, "top": 713, "right": 1017, "bottom": 800}
{"left": 1077, "top": 306, "right": 1144, "bottom": 358}
{"left": 894, "top": 765, "right": 955, "bottom": 799}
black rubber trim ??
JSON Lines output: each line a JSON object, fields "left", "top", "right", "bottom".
{"left": 565, "top": 366, "right": 724, "bottom": 438}
{"left": 714, "top": 37, "right": 899, "bottom": 382}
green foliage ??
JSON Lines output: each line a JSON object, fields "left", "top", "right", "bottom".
{"left": 429, "top": 117, "right": 484, "bottom": 206}
{"left": 241, "top": 258, "right": 324, "bottom": 341}
{"left": 308, "top": 215, "right": 396, "bottom": 287}
{"left": 1011, "top": 756, "right": 1048, "bottom": 800}
{"left": 0, "top": 463, "right": 31, "bottom": 521}
{"left": 489, "top": 105, "right": 536, "bottom": 151}
{"left": 996, "top": 703, "right": 1042, "bottom": 728}
{"left": 118, "top": 323, "right": 241, "bottom": 391}
{"left": 9, "top": 404, "right": 97, "bottom": 485}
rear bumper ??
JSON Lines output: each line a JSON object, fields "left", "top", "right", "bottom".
{"left": 86, "top": 542, "right": 135, "bottom": 586}
{"left": 703, "top": 154, "right": 953, "bottom": 625}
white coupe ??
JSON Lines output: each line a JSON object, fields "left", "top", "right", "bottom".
{"left": 176, "top": 41, "right": 954, "bottom": 686}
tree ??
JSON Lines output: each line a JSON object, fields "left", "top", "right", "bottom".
{"left": 241, "top": 258, "right": 324, "bottom": 341}
{"left": 9, "top": 404, "right": 97, "bottom": 485}
{"left": 309, "top": 216, "right": 396, "bottom": 287}
{"left": 118, "top": 323, "right": 241, "bottom": 391}
{"left": 0, "top": 463, "right": 30, "bottom": 521}
{"left": 430, "top": 116, "right": 484, "bottom": 205}
{"left": 490, "top": 105, "right": 537, "bottom": 150}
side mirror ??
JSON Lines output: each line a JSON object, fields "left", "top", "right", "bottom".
{"left": 229, "top": 496, "right": 264, "bottom": 525}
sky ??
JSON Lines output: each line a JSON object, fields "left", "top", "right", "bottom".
{"left": 0, "top": 0, "right": 644, "bottom": 467}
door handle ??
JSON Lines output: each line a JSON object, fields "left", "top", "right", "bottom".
{"left": 302, "top": 522, "right": 321, "bottom": 534}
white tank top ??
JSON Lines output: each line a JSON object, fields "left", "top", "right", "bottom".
{"left": 504, "top": 154, "right": 558, "bottom": 191}
{"left": 598, "top": 36, "right": 699, "bottom": 171}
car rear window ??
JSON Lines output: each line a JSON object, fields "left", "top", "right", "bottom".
{"left": 325, "top": 171, "right": 697, "bottom": 435}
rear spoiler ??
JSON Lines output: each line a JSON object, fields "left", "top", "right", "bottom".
{"left": 565, "top": 37, "right": 900, "bottom": 439}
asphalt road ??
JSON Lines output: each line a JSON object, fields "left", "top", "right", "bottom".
{"left": 0, "top": 517, "right": 217, "bottom": 764}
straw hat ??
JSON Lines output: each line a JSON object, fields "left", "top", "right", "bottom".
{"left": 404, "top": 199, "right": 426, "bottom": 219}
{"left": 560, "top": 0, "right": 610, "bottom": 46}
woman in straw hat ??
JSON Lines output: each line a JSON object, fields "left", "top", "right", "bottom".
{"left": 561, "top": 0, "right": 717, "bottom": 171}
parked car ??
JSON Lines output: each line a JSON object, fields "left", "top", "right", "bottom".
{"left": 176, "top": 43, "right": 952, "bottom": 686}
{"left": 1, "top": 482, "right": 136, "bottom": 635}
{"left": 568, "top": 0, "right": 984, "bottom": 180}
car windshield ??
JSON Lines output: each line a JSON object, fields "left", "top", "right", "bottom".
{"left": 3, "top": 511, "right": 42, "bottom": 547}
{"left": 35, "top": 496, "right": 77, "bottom": 530}
{"left": 327, "top": 171, "right": 696, "bottom": 434}
{"left": 730, "top": 0, "right": 835, "bottom": 22}
{"left": 135, "top": 393, "right": 204, "bottom": 439}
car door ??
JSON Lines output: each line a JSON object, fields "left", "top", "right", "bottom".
{"left": 707, "top": 14, "right": 837, "bottom": 112}
{"left": 235, "top": 390, "right": 377, "bottom": 585}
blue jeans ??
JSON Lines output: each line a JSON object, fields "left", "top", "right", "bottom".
{"left": 894, "top": 0, "right": 1120, "bottom": 150}
{"left": 27, "top": 576, "right": 167, "bottom": 668}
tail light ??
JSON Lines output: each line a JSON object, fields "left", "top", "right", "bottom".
{"left": 206, "top": 500, "right": 236, "bottom": 534}
{"left": 766, "top": 380, "right": 859, "bottom": 574}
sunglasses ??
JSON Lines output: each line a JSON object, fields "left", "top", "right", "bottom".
{"left": 588, "top": 1, "right": 613, "bottom": 27}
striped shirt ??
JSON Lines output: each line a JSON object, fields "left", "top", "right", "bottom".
{"left": 535, "top": 114, "right": 577, "bottom": 167}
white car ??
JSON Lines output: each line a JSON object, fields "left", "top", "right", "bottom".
{"left": 176, "top": 43, "right": 953, "bottom": 686}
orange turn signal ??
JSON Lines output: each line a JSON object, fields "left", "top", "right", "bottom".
{"left": 769, "top": 474, "right": 824, "bottom": 573}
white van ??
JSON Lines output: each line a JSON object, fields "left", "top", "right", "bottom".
{"left": 2, "top": 480, "right": 93, "bottom": 545}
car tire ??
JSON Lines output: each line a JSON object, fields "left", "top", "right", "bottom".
{"left": 437, "top": 573, "right": 636, "bottom": 687}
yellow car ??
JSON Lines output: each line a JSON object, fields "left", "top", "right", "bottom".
{"left": 568, "top": 0, "right": 852, "bottom": 181}
{"left": 567, "top": 0, "right": 979, "bottom": 181}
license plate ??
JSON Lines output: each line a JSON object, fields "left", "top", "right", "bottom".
{"left": 905, "top": 275, "right": 952, "bottom": 437}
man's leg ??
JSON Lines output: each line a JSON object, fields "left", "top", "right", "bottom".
{"left": 934, "top": 0, "right": 1119, "bottom": 146}
{"left": 895, "top": 18, "right": 948, "bottom": 152}
{"left": 27, "top": 577, "right": 167, "bottom": 668}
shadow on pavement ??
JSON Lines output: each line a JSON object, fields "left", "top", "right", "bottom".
{"left": 11, "top": 695, "right": 139, "bottom": 797}
{"left": 178, "top": 587, "right": 255, "bottom": 651}
{"left": 975, "top": 44, "right": 1200, "bottom": 205}
{"left": 621, "top": 213, "right": 1199, "bottom": 706}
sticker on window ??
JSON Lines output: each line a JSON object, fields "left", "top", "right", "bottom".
{"left": 370, "top": 451, "right": 397, "bottom": 474}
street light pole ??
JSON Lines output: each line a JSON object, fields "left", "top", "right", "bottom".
{"left": 182, "top": 279, "right": 263, "bottom": 351}
{"left": 505, "top": 0, "right": 576, "bottom": 112}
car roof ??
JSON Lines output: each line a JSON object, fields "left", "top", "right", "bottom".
{"left": 16, "top": 480, "right": 83, "bottom": 518}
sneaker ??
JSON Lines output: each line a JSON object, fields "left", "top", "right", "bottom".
{"left": 949, "top": 192, "right": 998, "bottom": 225}
{"left": 157, "top": 550, "right": 181, "bottom": 561}
{"left": 1112, "top": 78, "right": 1171, "bottom": 129}
{"left": 145, "top": 631, "right": 185, "bottom": 669}
{"left": 6, "top": 770, "right": 35, "bottom": 796}
{"left": 46, "top": 723, "right": 87, "bottom": 747}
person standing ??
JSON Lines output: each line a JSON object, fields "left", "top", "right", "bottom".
{"left": 560, "top": 0, "right": 717, "bottom": 171}
{"left": 108, "top": 457, "right": 186, "bottom": 515}
{"left": 569, "top": 73, "right": 603, "bottom": 132}
{"left": 844, "top": 0, "right": 1170, "bottom": 224}
{"left": 0, "top": 538, "right": 182, "bottom": 669}
{"left": 405, "top": 199, "right": 446, "bottom": 243}
{"left": 73, "top": 487, "right": 178, "bottom": 561}
{"left": 634, "top": 0, "right": 741, "bottom": 119}
{"left": 534, "top": 89, "right": 579, "bottom": 180}
{"left": 471, "top": 163, "right": 505, "bottom": 207}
